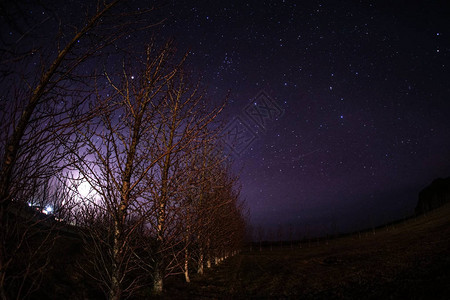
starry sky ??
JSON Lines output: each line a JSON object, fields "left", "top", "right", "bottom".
{"left": 155, "top": 0, "right": 450, "bottom": 236}
{"left": 3, "top": 0, "right": 450, "bottom": 237}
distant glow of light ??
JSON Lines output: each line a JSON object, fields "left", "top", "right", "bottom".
{"left": 78, "top": 181, "right": 91, "bottom": 198}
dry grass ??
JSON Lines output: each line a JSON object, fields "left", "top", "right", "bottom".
{"left": 162, "top": 204, "right": 450, "bottom": 299}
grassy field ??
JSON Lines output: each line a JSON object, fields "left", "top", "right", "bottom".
{"left": 163, "top": 204, "right": 450, "bottom": 299}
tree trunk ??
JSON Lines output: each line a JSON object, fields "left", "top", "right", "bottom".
{"left": 109, "top": 219, "right": 122, "bottom": 300}
{"left": 153, "top": 266, "right": 163, "bottom": 294}
{"left": 153, "top": 210, "right": 165, "bottom": 294}
{"left": 153, "top": 211, "right": 165, "bottom": 294}
{"left": 184, "top": 248, "right": 190, "bottom": 283}
{"left": 109, "top": 275, "right": 121, "bottom": 300}
{"left": 197, "top": 251, "right": 204, "bottom": 275}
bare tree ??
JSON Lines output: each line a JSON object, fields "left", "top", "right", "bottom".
{"left": 177, "top": 140, "right": 227, "bottom": 280}
{"left": 185, "top": 141, "right": 223, "bottom": 276}
{"left": 193, "top": 157, "right": 246, "bottom": 268}
{"left": 65, "top": 41, "right": 175, "bottom": 299}
{"left": 142, "top": 65, "right": 224, "bottom": 294}
{"left": 66, "top": 38, "right": 226, "bottom": 297}
{"left": 0, "top": 1, "right": 159, "bottom": 298}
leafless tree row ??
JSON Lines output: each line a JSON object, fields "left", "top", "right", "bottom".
{"left": 0, "top": 1, "right": 246, "bottom": 299}
{"left": 64, "top": 41, "right": 246, "bottom": 298}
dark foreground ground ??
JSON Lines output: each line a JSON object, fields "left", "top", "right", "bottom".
{"left": 162, "top": 204, "right": 450, "bottom": 299}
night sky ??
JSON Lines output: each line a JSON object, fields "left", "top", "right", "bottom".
{"left": 155, "top": 0, "right": 450, "bottom": 235}
{"left": 4, "top": 0, "right": 450, "bottom": 237}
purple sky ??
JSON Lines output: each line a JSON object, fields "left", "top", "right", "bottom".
{"left": 3, "top": 0, "right": 449, "bottom": 237}
{"left": 158, "top": 0, "right": 450, "bottom": 235}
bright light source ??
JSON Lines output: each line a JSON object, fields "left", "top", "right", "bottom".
{"left": 78, "top": 181, "right": 91, "bottom": 198}
{"left": 43, "top": 205, "right": 53, "bottom": 215}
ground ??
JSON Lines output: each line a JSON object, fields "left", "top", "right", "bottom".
{"left": 162, "top": 203, "right": 450, "bottom": 299}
